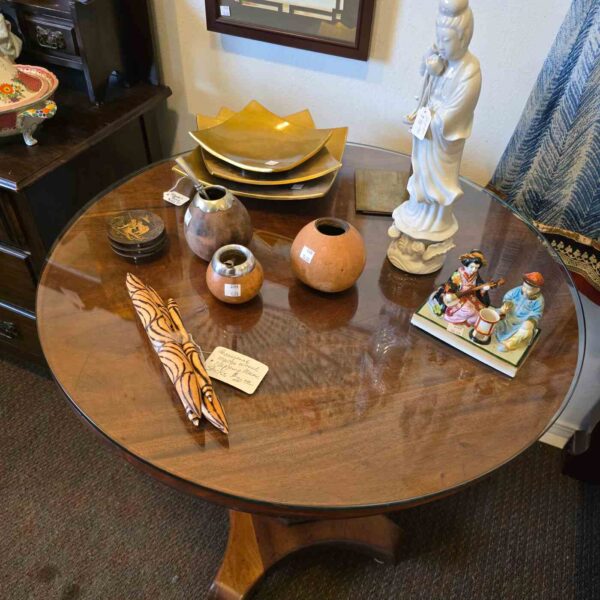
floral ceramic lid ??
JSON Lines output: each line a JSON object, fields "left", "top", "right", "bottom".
{"left": 0, "top": 57, "right": 57, "bottom": 113}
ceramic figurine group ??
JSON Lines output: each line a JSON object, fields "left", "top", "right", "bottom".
{"left": 429, "top": 249, "right": 545, "bottom": 353}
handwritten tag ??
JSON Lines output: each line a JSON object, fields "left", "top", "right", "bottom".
{"left": 205, "top": 347, "right": 269, "bottom": 395}
{"left": 163, "top": 191, "right": 190, "bottom": 206}
{"left": 219, "top": 5, "right": 231, "bottom": 16}
{"left": 299, "top": 245, "right": 315, "bottom": 264}
{"left": 447, "top": 323, "right": 465, "bottom": 336}
{"left": 411, "top": 107, "right": 432, "bottom": 141}
{"left": 224, "top": 283, "right": 241, "bottom": 298}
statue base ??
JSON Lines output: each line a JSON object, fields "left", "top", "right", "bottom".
{"left": 387, "top": 232, "right": 455, "bottom": 275}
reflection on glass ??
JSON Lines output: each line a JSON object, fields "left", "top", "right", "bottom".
{"left": 220, "top": 0, "right": 361, "bottom": 45}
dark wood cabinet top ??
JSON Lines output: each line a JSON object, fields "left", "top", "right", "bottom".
{"left": 36, "top": 145, "right": 583, "bottom": 518}
{"left": 0, "top": 83, "right": 171, "bottom": 191}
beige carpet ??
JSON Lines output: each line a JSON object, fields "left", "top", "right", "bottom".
{"left": 1, "top": 355, "right": 598, "bottom": 599}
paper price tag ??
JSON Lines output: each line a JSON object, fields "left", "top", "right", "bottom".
{"left": 411, "top": 107, "right": 432, "bottom": 141}
{"left": 447, "top": 323, "right": 465, "bottom": 336}
{"left": 205, "top": 346, "right": 269, "bottom": 395}
{"left": 219, "top": 5, "right": 231, "bottom": 16}
{"left": 163, "top": 191, "right": 191, "bottom": 206}
{"left": 299, "top": 245, "right": 315, "bottom": 264}
{"left": 224, "top": 283, "right": 241, "bottom": 297}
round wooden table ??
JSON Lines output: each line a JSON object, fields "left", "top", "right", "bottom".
{"left": 37, "top": 144, "right": 583, "bottom": 599}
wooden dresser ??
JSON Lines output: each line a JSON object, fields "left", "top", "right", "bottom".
{"left": 0, "top": 82, "right": 171, "bottom": 363}
{"left": 1, "top": 0, "right": 155, "bottom": 103}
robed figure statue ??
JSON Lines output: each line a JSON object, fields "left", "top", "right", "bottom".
{"left": 388, "top": 0, "right": 482, "bottom": 274}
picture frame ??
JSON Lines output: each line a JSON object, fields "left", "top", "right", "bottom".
{"left": 205, "top": 0, "right": 376, "bottom": 60}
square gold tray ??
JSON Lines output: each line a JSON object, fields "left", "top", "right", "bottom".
{"left": 190, "top": 100, "right": 333, "bottom": 173}
{"left": 194, "top": 109, "right": 344, "bottom": 187}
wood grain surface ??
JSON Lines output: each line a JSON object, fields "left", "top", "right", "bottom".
{"left": 36, "top": 145, "right": 583, "bottom": 518}
{"left": 0, "top": 83, "right": 170, "bottom": 191}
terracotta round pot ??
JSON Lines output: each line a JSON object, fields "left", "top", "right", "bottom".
{"left": 206, "top": 244, "right": 264, "bottom": 304}
{"left": 290, "top": 218, "right": 366, "bottom": 293}
{"left": 184, "top": 186, "right": 253, "bottom": 261}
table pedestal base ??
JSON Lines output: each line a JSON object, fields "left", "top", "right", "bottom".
{"left": 210, "top": 510, "right": 401, "bottom": 600}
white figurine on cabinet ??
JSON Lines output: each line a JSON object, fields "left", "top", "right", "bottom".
{"left": 388, "top": 0, "right": 482, "bottom": 274}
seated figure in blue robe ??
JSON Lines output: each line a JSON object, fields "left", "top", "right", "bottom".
{"left": 495, "top": 272, "right": 545, "bottom": 352}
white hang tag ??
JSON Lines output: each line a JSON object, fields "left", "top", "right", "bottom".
{"left": 163, "top": 191, "right": 191, "bottom": 206}
{"left": 411, "top": 107, "right": 432, "bottom": 141}
{"left": 219, "top": 5, "right": 231, "bottom": 16}
{"left": 447, "top": 323, "right": 465, "bottom": 336}
{"left": 224, "top": 283, "right": 241, "bottom": 297}
{"left": 205, "top": 346, "right": 269, "bottom": 395}
{"left": 299, "top": 246, "right": 315, "bottom": 264}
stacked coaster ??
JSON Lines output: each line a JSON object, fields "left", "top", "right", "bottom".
{"left": 107, "top": 210, "right": 166, "bottom": 262}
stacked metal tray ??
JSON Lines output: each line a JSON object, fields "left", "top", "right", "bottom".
{"left": 174, "top": 101, "right": 348, "bottom": 201}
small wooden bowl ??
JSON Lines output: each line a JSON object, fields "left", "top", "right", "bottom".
{"left": 206, "top": 244, "right": 264, "bottom": 304}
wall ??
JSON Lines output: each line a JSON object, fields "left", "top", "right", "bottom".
{"left": 151, "top": 0, "right": 570, "bottom": 185}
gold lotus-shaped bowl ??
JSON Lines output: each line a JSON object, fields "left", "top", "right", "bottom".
{"left": 190, "top": 100, "right": 333, "bottom": 173}
{"left": 194, "top": 108, "right": 345, "bottom": 187}
{"left": 175, "top": 104, "right": 348, "bottom": 201}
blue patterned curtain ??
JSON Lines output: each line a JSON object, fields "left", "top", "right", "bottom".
{"left": 490, "top": 0, "right": 599, "bottom": 289}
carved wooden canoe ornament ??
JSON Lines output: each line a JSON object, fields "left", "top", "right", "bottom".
{"left": 167, "top": 298, "right": 229, "bottom": 434}
{"left": 126, "top": 273, "right": 229, "bottom": 434}
{"left": 157, "top": 342, "right": 203, "bottom": 426}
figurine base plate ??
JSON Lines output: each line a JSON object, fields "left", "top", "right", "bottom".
{"left": 411, "top": 301, "right": 540, "bottom": 378}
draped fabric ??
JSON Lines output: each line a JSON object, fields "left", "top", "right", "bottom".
{"left": 489, "top": 0, "right": 600, "bottom": 292}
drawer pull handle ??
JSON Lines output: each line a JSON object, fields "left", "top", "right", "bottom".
{"left": 35, "top": 25, "right": 67, "bottom": 51}
{"left": 0, "top": 320, "right": 19, "bottom": 341}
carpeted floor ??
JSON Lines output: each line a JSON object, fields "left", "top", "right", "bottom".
{"left": 1, "top": 355, "right": 599, "bottom": 600}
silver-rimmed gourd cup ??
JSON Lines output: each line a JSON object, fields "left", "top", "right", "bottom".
{"left": 206, "top": 244, "right": 264, "bottom": 304}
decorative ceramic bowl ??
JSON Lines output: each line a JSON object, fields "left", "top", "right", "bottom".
{"left": 0, "top": 61, "right": 58, "bottom": 146}
{"left": 290, "top": 217, "right": 366, "bottom": 293}
{"left": 206, "top": 244, "right": 264, "bottom": 304}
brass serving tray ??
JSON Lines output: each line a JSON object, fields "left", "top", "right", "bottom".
{"left": 190, "top": 100, "right": 333, "bottom": 173}
{"left": 194, "top": 110, "right": 344, "bottom": 187}
{"left": 174, "top": 140, "right": 346, "bottom": 201}
{"left": 196, "top": 107, "right": 313, "bottom": 132}
{"left": 195, "top": 107, "right": 236, "bottom": 130}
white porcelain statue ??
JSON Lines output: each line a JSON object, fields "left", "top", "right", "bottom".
{"left": 0, "top": 14, "right": 22, "bottom": 61}
{"left": 388, "top": 0, "right": 482, "bottom": 274}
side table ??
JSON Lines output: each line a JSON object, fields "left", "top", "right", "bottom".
{"left": 36, "top": 145, "right": 584, "bottom": 599}
{"left": 0, "top": 82, "right": 171, "bottom": 362}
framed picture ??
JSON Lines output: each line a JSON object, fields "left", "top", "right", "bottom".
{"left": 205, "top": 0, "right": 376, "bottom": 60}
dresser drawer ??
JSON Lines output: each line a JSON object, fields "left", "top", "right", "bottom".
{"left": 0, "top": 303, "right": 41, "bottom": 359}
{"left": 0, "top": 192, "right": 27, "bottom": 248}
{"left": 19, "top": 13, "right": 79, "bottom": 58}
{"left": 0, "top": 245, "right": 37, "bottom": 310}
{"left": 0, "top": 213, "right": 11, "bottom": 246}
